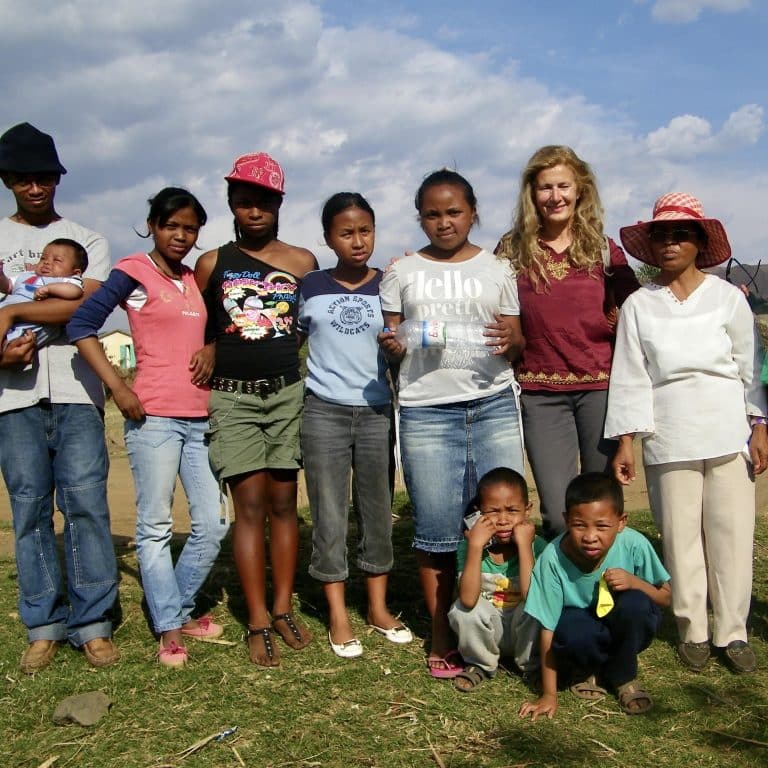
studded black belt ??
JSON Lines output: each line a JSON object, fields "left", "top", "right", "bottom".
{"left": 210, "top": 372, "right": 300, "bottom": 397}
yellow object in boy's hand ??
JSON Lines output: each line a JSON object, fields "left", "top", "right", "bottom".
{"left": 596, "top": 575, "right": 614, "bottom": 618}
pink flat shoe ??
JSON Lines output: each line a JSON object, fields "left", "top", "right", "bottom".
{"left": 180, "top": 615, "right": 224, "bottom": 640}
{"left": 158, "top": 639, "right": 188, "bottom": 668}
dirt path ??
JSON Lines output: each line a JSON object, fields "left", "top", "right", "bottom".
{"left": 0, "top": 453, "right": 302, "bottom": 557}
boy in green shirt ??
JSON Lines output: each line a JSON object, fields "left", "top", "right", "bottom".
{"left": 519, "top": 472, "right": 670, "bottom": 719}
{"left": 448, "top": 467, "right": 546, "bottom": 691}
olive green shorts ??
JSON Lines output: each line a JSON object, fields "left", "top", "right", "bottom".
{"left": 207, "top": 380, "right": 303, "bottom": 480}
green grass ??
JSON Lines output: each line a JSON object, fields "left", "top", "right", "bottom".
{"left": 2, "top": 498, "right": 768, "bottom": 767}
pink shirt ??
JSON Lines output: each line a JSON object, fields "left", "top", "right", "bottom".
{"left": 118, "top": 254, "right": 210, "bottom": 417}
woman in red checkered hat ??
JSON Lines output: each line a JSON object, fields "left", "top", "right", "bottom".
{"left": 195, "top": 153, "right": 317, "bottom": 666}
{"left": 605, "top": 192, "right": 768, "bottom": 674}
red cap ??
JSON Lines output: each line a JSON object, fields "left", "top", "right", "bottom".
{"left": 225, "top": 153, "right": 285, "bottom": 194}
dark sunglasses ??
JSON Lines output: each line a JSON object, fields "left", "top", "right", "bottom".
{"left": 648, "top": 227, "right": 699, "bottom": 244}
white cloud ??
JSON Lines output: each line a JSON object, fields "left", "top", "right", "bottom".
{"left": 1, "top": 0, "right": 766, "bottom": 270}
{"left": 720, "top": 104, "right": 765, "bottom": 144}
{"left": 650, "top": 0, "right": 750, "bottom": 23}
{"left": 645, "top": 105, "right": 764, "bottom": 157}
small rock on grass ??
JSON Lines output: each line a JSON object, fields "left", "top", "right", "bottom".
{"left": 52, "top": 691, "right": 112, "bottom": 726}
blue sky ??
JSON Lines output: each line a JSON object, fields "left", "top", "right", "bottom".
{"left": 1, "top": 0, "right": 765, "bottom": 276}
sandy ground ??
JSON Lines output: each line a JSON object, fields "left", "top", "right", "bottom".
{"left": 0, "top": 439, "right": 765, "bottom": 558}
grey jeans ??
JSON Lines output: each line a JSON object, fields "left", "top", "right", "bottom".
{"left": 448, "top": 598, "right": 540, "bottom": 674}
{"left": 301, "top": 392, "right": 394, "bottom": 582}
{"left": 521, "top": 389, "right": 615, "bottom": 535}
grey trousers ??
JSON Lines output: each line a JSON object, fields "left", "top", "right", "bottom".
{"left": 448, "top": 598, "right": 540, "bottom": 675}
{"left": 521, "top": 389, "right": 615, "bottom": 535}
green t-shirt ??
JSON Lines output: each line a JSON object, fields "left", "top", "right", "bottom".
{"left": 456, "top": 535, "right": 547, "bottom": 616}
{"left": 524, "top": 527, "right": 670, "bottom": 631}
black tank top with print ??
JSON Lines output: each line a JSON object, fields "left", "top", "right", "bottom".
{"left": 204, "top": 242, "right": 301, "bottom": 380}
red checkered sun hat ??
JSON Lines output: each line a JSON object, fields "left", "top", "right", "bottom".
{"left": 619, "top": 192, "right": 731, "bottom": 268}
{"left": 225, "top": 152, "right": 285, "bottom": 195}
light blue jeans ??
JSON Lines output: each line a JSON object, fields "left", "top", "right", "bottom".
{"left": 0, "top": 403, "right": 117, "bottom": 645}
{"left": 125, "top": 416, "right": 229, "bottom": 634}
{"left": 399, "top": 386, "right": 524, "bottom": 552}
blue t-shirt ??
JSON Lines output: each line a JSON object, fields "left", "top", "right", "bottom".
{"left": 524, "top": 527, "right": 670, "bottom": 631}
{"left": 298, "top": 269, "right": 390, "bottom": 406}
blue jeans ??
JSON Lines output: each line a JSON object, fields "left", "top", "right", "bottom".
{"left": 125, "top": 416, "right": 229, "bottom": 634}
{"left": 301, "top": 393, "right": 394, "bottom": 581}
{"left": 0, "top": 403, "right": 117, "bottom": 645}
{"left": 399, "top": 386, "right": 524, "bottom": 552}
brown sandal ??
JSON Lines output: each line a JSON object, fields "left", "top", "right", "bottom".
{"left": 570, "top": 674, "right": 607, "bottom": 701}
{"left": 272, "top": 613, "right": 312, "bottom": 650}
{"left": 247, "top": 626, "right": 280, "bottom": 667}
{"left": 616, "top": 679, "right": 653, "bottom": 715}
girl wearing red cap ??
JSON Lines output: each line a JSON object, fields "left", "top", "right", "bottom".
{"left": 195, "top": 153, "right": 317, "bottom": 666}
{"left": 606, "top": 192, "right": 768, "bottom": 674}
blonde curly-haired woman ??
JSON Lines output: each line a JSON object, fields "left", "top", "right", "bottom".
{"left": 495, "top": 146, "right": 639, "bottom": 535}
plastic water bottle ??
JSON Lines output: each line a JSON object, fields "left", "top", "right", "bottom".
{"left": 393, "top": 320, "right": 491, "bottom": 368}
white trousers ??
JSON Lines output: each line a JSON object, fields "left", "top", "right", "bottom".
{"left": 645, "top": 453, "right": 754, "bottom": 647}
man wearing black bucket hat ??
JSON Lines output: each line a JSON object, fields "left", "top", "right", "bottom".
{"left": 0, "top": 122, "right": 119, "bottom": 672}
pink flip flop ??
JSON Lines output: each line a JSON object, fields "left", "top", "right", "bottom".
{"left": 427, "top": 650, "right": 463, "bottom": 679}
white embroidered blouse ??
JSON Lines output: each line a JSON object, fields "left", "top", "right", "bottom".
{"left": 604, "top": 275, "right": 766, "bottom": 465}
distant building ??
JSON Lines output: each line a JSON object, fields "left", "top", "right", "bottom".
{"left": 99, "top": 329, "right": 135, "bottom": 369}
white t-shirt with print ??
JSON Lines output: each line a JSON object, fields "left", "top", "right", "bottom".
{"left": 0, "top": 217, "right": 110, "bottom": 412}
{"left": 379, "top": 249, "right": 519, "bottom": 406}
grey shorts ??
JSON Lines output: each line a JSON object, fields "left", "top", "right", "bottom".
{"left": 207, "top": 380, "right": 303, "bottom": 480}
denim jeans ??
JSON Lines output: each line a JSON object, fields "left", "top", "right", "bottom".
{"left": 0, "top": 403, "right": 117, "bottom": 645}
{"left": 399, "top": 386, "right": 524, "bottom": 552}
{"left": 125, "top": 416, "right": 229, "bottom": 634}
{"left": 301, "top": 393, "right": 394, "bottom": 582}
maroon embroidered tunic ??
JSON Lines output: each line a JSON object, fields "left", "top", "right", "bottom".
{"left": 516, "top": 238, "right": 639, "bottom": 392}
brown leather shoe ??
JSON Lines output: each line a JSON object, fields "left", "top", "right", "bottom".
{"left": 82, "top": 637, "right": 120, "bottom": 668}
{"left": 20, "top": 639, "right": 61, "bottom": 674}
